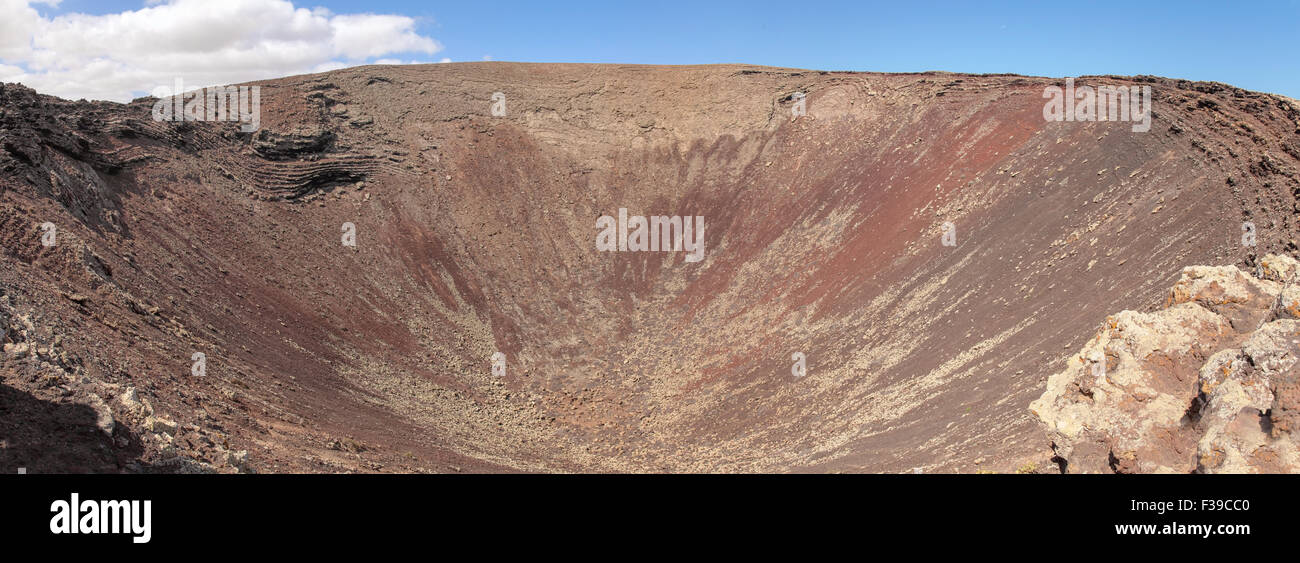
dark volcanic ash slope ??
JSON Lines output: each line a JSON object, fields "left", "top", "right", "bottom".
{"left": 1, "top": 63, "right": 1298, "bottom": 473}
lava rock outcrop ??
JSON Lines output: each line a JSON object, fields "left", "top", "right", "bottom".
{"left": 1032, "top": 254, "right": 1300, "bottom": 473}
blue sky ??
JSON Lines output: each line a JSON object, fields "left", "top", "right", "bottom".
{"left": 17, "top": 0, "right": 1300, "bottom": 99}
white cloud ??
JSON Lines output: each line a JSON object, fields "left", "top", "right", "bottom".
{"left": 372, "top": 58, "right": 435, "bottom": 66}
{"left": 329, "top": 14, "right": 438, "bottom": 59}
{"left": 0, "top": 0, "right": 43, "bottom": 61}
{"left": 0, "top": 0, "right": 444, "bottom": 101}
{"left": 0, "top": 62, "right": 26, "bottom": 82}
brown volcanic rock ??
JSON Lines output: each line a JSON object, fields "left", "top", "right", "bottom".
{"left": 1, "top": 63, "right": 1299, "bottom": 473}
{"left": 1032, "top": 254, "right": 1300, "bottom": 473}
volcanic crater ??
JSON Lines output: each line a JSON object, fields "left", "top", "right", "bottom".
{"left": 1, "top": 63, "right": 1298, "bottom": 473}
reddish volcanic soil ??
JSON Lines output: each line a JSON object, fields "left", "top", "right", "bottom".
{"left": 1, "top": 63, "right": 1298, "bottom": 473}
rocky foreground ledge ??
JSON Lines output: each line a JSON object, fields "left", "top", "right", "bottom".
{"left": 1032, "top": 254, "right": 1300, "bottom": 473}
